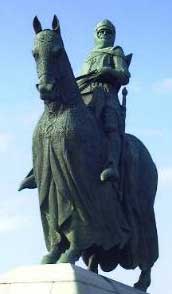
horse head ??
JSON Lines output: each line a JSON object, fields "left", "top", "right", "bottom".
{"left": 33, "top": 15, "right": 65, "bottom": 103}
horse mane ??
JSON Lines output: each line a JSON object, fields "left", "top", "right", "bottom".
{"left": 54, "top": 46, "right": 82, "bottom": 107}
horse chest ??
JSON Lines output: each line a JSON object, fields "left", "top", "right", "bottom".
{"left": 33, "top": 107, "right": 103, "bottom": 158}
{"left": 34, "top": 112, "right": 67, "bottom": 141}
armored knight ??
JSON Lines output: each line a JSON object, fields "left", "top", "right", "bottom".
{"left": 78, "top": 19, "right": 132, "bottom": 182}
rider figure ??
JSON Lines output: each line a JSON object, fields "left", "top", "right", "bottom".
{"left": 78, "top": 19, "right": 132, "bottom": 183}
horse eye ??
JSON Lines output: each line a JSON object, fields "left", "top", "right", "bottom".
{"left": 32, "top": 50, "right": 39, "bottom": 59}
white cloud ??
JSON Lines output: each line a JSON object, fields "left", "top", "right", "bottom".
{"left": 0, "top": 215, "right": 31, "bottom": 233}
{"left": 152, "top": 78, "right": 172, "bottom": 94}
{"left": 0, "top": 133, "right": 13, "bottom": 152}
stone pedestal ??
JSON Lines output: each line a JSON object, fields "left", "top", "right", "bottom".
{"left": 0, "top": 264, "right": 145, "bottom": 294}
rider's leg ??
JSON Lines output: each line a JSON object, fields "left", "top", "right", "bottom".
{"left": 100, "top": 131, "right": 121, "bottom": 182}
{"left": 100, "top": 94, "right": 123, "bottom": 182}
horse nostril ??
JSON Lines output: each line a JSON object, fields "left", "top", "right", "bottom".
{"left": 37, "top": 82, "right": 56, "bottom": 94}
{"left": 47, "top": 83, "right": 54, "bottom": 92}
{"left": 38, "top": 84, "right": 45, "bottom": 93}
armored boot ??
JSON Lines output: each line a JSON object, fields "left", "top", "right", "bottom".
{"left": 100, "top": 132, "right": 121, "bottom": 182}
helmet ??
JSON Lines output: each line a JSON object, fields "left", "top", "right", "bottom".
{"left": 96, "top": 19, "right": 116, "bottom": 34}
{"left": 94, "top": 19, "right": 116, "bottom": 49}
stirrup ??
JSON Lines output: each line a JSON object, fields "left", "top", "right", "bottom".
{"left": 100, "top": 167, "right": 119, "bottom": 182}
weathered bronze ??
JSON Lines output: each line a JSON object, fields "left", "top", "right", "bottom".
{"left": 19, "top": 16, "right": 159, "bottom": 292}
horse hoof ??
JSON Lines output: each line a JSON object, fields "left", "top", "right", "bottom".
{"left": 41, "top": 248, "right": 62, "bottom": 264}
{"left": 41, "top": 253, "right": 59, "bottom": 264}
{"left": 134, "top": 269, "right": 151, "bottom": 292}
{"left": 134, "top": 282, "right": 148, "bottom": 292}
{"left": 41, "top": 255, "right": 55, "bottom": 264}
{"left": 134, "top": 280, "right": 150, "bottom": 292}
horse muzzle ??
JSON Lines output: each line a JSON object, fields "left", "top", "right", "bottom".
{"left": 36, "top": 82, "right": 57, "bottom": 101}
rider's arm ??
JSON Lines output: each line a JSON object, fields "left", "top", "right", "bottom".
{"left": 95, "top": 47, "right": 131, "bottom": 85}
{"left": 112, "top": 46, "right": 131, "bottom": 85}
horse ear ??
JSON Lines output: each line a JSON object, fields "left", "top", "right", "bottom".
{"left": 33, "top": 16, "right": 42, "bottom": 34}
{"left": 52, "top": 15, "right": 60, "bottom": 31}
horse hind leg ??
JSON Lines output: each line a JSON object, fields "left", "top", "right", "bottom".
{"left": 82, "top": 246, "right": 98, "bottom": 274}
{"left": 87, "top": 253, "right": 98, "bottom": 274}
{"left": 134, "top": 268, "right": 151, "bottom": 292}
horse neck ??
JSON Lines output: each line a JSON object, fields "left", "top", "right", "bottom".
{"left": 56, "top": 49, "right": 82, "bottom": 107}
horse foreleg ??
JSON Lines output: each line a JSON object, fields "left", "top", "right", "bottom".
{"left": 134, "top": 268, "right": 151, "bottom": 292}
{"left": 57, "top": 246, "right": 81, "bottom": 264}
{"left": 41, "top": 246, "right": 65, "bottom": 264}
{"left": 41, "top": 236, "right": 70, "bottom": 264}
{"left": 87, "top": 254, "right": 98, "bottom": 274}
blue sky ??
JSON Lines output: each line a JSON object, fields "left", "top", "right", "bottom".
{"left": 0, "top": 1, "right": 171, "bottom": 293}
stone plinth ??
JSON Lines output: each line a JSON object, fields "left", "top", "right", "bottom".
{"left": 0, "top": 264, "right": 145, "bottom": 294}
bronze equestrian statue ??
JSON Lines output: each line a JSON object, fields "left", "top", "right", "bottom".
{"left": 19, "top": 16, "right": 159, "bottom": 292}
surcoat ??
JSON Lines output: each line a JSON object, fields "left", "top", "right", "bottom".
{"left": 78, "top": 46, "right": 131, "bottom": 133}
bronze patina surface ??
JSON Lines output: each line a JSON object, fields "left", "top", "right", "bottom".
{"left": 19, "top": 16, "right": 159, "bottom": 292}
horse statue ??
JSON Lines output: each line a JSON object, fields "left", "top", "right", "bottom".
{"left": 19, "top": 16, "right": 159, "bottom": 292}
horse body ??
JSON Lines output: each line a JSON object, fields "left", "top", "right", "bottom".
{"left": 82, "top": 133, "right": 158, "bottom": 270}
{"left": 25, "top": 16, "right": 159, "bottom": 291}
{"left": 119, "top": 134, "right": 158, "bottom": 270}
{"left": 32, "top": 90, "right": 130, "bottom": 257}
